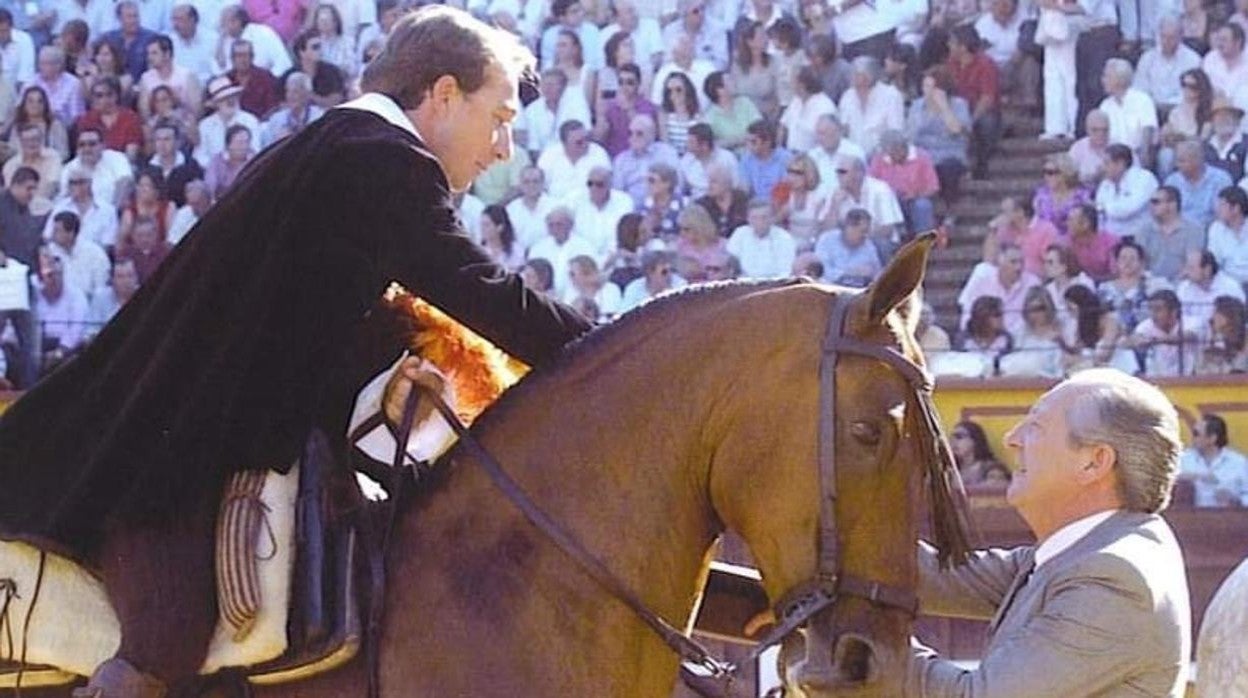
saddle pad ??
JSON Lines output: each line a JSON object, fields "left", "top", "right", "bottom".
{"left": 0, "top": 465, "right": 299, "bottom": 681}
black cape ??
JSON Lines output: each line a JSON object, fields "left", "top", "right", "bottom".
{"left": 0, "top": 103, "right": 592, "bottom": 565}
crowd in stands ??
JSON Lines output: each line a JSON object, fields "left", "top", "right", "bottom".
{"left": 2, "top": 0, "right": 1248, "bottom": 389}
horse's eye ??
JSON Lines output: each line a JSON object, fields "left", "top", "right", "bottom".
{"left": 850, "top": 421, "right": 881, "bottom": 445}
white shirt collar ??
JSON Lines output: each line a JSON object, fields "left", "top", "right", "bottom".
{"left": 1034, "top": 509, "right": 1119, "bottom": 568}
{"left": 336, "top": 92, "right": 423, "bottom": 141}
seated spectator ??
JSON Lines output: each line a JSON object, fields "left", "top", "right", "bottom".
{"left": 117, "top": 215, "right": 171, "bottom": 283}
{"left": 528, "top": 206, "right": 596, "bottom": 297}
{"left": 538, "top": 119, "right": 612, "bottom": 203}
{"left": 696, "top": 162, "right": 749, "bottom": 238}
{"left": 61, "top": 127, "right": 132, "bottom": 210}
{"left": 1178, "top": 413, "right": 1248, "bottom": 507}
{"left": 194, "top": 75, "right": 260, "bottom": 168}
{"left": 1182, "top": 0, "right": 1212, "bottom": 54}
{"left": 1134, "top": 15, "right": 1202, "bottom": 114}
{"left": 1062, "top": 283, "right": 1138, "bottom": 374}
{"left": 869, "top": 129, "right": 940, "bottom": 235}
{"left": 118, "top": 168, "right": 176, "bottom": 253}
{"left": 472, "top": 146, "right": 531, "bottom": 209}
{"left": 603, "top": 212, "right": 651, "bottom": 290}
{"left": 730, "top": 20, "right": 780, "bottom": 121}
{"left": 563, "top": 254, "right": 621, "bottom": 317}
{"left": 143, "top": 85, "right": 198, "bottom": 151}
{"left": 591, "top": 62, "right": 655, "bottom": 158}
{"left": 1205, "top": 97, "right": 1248, "bottom": 181}
{"left": 837, "top": 55, "right": 905, "bottom": 156}
{"left": 946, "top": 25, "right": 1001, "bottom": 180}
{"left": 1208, "top": 185, "right": 1248, "bottom": 286}
{"left": 1034, "top": 152, "right": 1092, "bottom": 237}
{"left": 958, "top": 242, "right": 1040, "bottom": 337}
{"left": 737, "top": 119, "right": 791, "bottom": 200}
{"left": 767, "top": 17, "right": 808, "bottom": 110}
{"left": 956, "top": 295, "right": 1013, "bottom": 376}
{"left": 975, "top": 0, "right": 1038, "bottom": 112}
{"left": 596, "top": 31, "right": 653, "bottom": 110}
{"left": 521, "top": 68, "right": 591, "bottom": 158}
{"left": 83, "top": 38, "right": 135, "bottom": 111}
{"left": 148, "top": 121, "right": 203, "bottom": 207}
{"left": 540, "top": 0, "right": 601, "bottom": 73}
{"left": 1099, "top": 58, "right": 1159, "bottom": 165}
{"left": 1196, "top": 296, "right": 1248, "bottom": 373}
{"left": 679, "top": 123, "right": 738, "bottom": 199}
{"left": 139, "top": 35, "right": 202, "bottom": 122}
{"left": 47, "top": 211, "right": 110, "bottom": 301}
{"left": 808, "top": 113, "right": 864, "bottom": 197}
{"left": 1202, "top": 23, "right": 1248, "bottom": 99}
{"left": 1098, "top": 239, "right": 1173, "bottom": 334}
{"left": 259, "top": 72, "right": 324, "bottom": 148}
{"left": 826, "top": 153, "right": 905, "bottom": 253}
{"left": 702, "top": 70, "right": 763, "bottom": 152}
{"left": 1043, "top": 243, "right": 1096, "bottom": 328}
{"left": 85, "top": 258, "right": 140, "bottom": 340}
{"left": 611, "top": 114, "right": 678, "bottom": 206}
{"left": 203, "top": 123, "right": 255, "bottom": 201}
{"left": 226, "top": 39, "right": 279, "bottom": 120}
{"left": 1000, "top": 286, "right": 1064, "bottom": 378}
{"left": 777, "top": 153, "right": 827, "bottom": 248}
{"left": 916, "top": 301, "right": 952, "bottom": 352}
{"left": 306, "top": 5, "right": 356, "bottom": 80}
{"left": 217, "top": 4, "right": 292, "bottom": 79}
{"left": 804, "top": 33, "right": 852, "bottom": 105}
{"left": 33, "top": 249, "right": 88, "bottom": 375}
{"left": 519, "top": 257, "right": 555, "bottom": 298}
{"left": 4, "top": 123, "right": 61, "bottom": 205}
{"left": 949, "top": 419, "right": 1009, "bottom": 486}
{"left": 0, "top": 169, "right": 45, "bottom": 269}
{"left": 1066, "top": 203, "right": 1119, "bottom": 282}
{"left": 1096, "top": 144, "right": 1159, "bottom": 238}
{"left": 673, "top": 203, "right": 729, "bottom": 282}
{"left": 478, "top": 204, "right": 525, "bottom": 272}
{"left": 9, "top": 86, "right": 69, "bottom": 161}
{"left": 30, "top": 45, "right": 84, "bottom": 129}
{"left": 908, "top": 65, "right": 972, "bottom": 203}
{"left": 814, "top": 208, "right": 881, "bottom": 288}
{"left": 46, "top": 164, "right": 119, "bottom": 250}
{"left": 1165, "top": 137, "right": 1234, "bottom": 230}
{"left": 506, "top": 166, "right": 557, "bottom": 251}
{"left": 984, "top": 196, "right": 1059, "bottom": 277}
{"left": 167, "top": 179, "right": 211, "bottom": 245}
{"left": 1124, "top": 289, "right": 1199, "bottom": 376}
{"left": 641, "top": 162, "right": 684, "bottom": 242}
{"left": 650, "top": 33, "right": 714, "bottom": 108}
{"left": 570, "top": 165, "right": 632, "bottom": 260}
{"left": 1068, "top": 110, "right": 1113, "bottom": 187}
{"left": 76, "top": 76, "right": 143, "bottom": 161}
{"left": 285, "top": 30, "right": 347, "bottom": 109}
{"left": 100, "top": 1, "right": 157, "bottom": 84}
{"left": 1178, "top": 249, "right": 1247, "bottom": 329}
{"left": 600, "top": 1, "right": 662, "bottom": 76}
{"left": 1136, "top": 184, "right": 1207, "bottom": 282}
{"left": 657, "top": 70, "right": 701, "bottom": 155}
{"left": 1157, "top": 68, "right": 1214, "bottom": 177}
{"left": 779, "top": 66, "right": 837, "bottom": 153}
{"left": 726, "top": 198, "right": 797, "bottom": 278}
{"left": 620, "top": 249, "right": 680, "bottom": 311}
{"left": 791, "top": 252, "right": 824, "bottom": 279}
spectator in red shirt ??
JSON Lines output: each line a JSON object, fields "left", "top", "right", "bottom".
{"left": 869, "top": 129, "right": 940, "bottom": 234}
{"left": 1066, "top": 203, "right": 1119, "bottom": 282}
{"left": 229, "top": 39, "right": 280, "bottom": 119}
{"left": 118, "top": 215, "right": 171, "bottom": 282}
{"left": 946, "top": 25, "right": 1001, "bottom": 181}
{"left": 76, "top": 76, "right": 144, "bottom": 161}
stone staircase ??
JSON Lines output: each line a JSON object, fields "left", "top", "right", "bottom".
{"left": 923, "top": 110, "right": 1069, "bottom": 333}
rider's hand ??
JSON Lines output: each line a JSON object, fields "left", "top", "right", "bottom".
{"left": 382, "top": 356, "right": 446, "bottom": 429}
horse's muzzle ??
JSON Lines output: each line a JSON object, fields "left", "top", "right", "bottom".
{"left": 783, "top": 630, "right": 882, "bottom": 696}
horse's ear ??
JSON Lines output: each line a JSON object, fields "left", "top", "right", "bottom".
{"left": 864, "top": 232, "right": 936, "bottom": 325}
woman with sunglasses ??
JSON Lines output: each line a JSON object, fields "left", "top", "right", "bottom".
{"left": 956, "top": 295, "right": 1014, "bottom": 377}
{"left": 776, "top": 152, "right": 828, "bottom": 248}
{"left": 1033, "top": 152, "right": 1091, "bottom": 237}
{"left": 657, "top": 71, "right": 699, "bottom": 155}
{"left": 1196, "top": 295, "right": 1248, "bottom": 374}
{"left": 949, "top": 420, "right": 1009, "bottom": 486}
{"left": 1158, "top": 68, "right": 1213, "bottom": 177}
{"left": 1000, "top": 286, "right": 1065, "bottom": 377}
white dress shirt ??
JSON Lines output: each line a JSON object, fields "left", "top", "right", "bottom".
{"left": 1034, "top": 509, "right": 1120, "bottom": 568}
{"left": 517, "top": 91, "right": 591, "bottom": 156}
{"left": 838, "top": 83, "right": 905, "bottom": 155}
{"left": 1177, "top": 272, "right": 1246, "bottom": 329}
{"left": 1098, "top": 88, "right": 1158, "bottom": 154}
{"left": 0, "top": 29, "right": 36, "bottom": 89}
{"left": 536, "top": 141, "right": 612, "bottom": 203}
{"left": 506, "top": 194, "right": 557, "bottom": 251}
{"left": 780, "top": 92, "right": 838, "bottom": 153}
{"left": 171, "top": 26, "right": 220, "bottom": 83}
{"left": 569, "top": 188, "right": 632, "bottom": 261}
{"left": 726, "top": 224, "right": 797, "bottom": 278}
{"left": 1095, "top": 166, "right": 1159, "bottom": 238}
{"left": 1207, "top": 218, "right": 1248, "bottom": 284}
{"left": 527, "top": 232, "right": 597, "bottom": 295}
{"left": 1179, "top": 447, "right": 1248, "bottom": 507}
{"left": 43, "top": 196, "right": 119, "bottom": 248}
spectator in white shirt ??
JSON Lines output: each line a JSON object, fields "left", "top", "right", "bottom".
{"left": 660, "top": 0, "right": 727, "bottom": 70}
{"left": 48, "top": 164, "right": 120, "bottom": 249}
{"left": 974, "top": 0, "right": 1040, "bottom": 111}
{"left": 506, "top": 165, "right": 557, "bottom": 252}
{"left": 564, "top": 254, "right": 621, "bottom": 317}
{"left": 957, "top": 242, "right": 1041, "bottom": 336}
{"left": 837, "top": 55, "right": 905, "bottom": 156}
{"left": 537, "top": 119, "right": 612, "bottom": 203}
{"left": 86, "top": 257, "right": 141, "bottom": 339}
{"left": 1134, "top": 15, "right": 1202, "bottom": 112}
{"left": 517, "top": 68, "right": 591, "bottom": 157}
{"left": 726, "top": 198, "right": 797, "bottom": 278}
{"left": 169, "top": 3, "right": 219, "bottom": 83}
{"left": 779, "top": 66, "right": 838, "bottom": 153}
{"left": 61, "top": 128, "right": 133, "bottom": 209}
{"left": 1124, "top": 289, "right": 1199, "bottom": 376}
{"left": 216, "top": 4, "right": 291, "bottom": 77}
{"left": 619, "top": 248, "right": 680, "bottom": 311}
{"left": 1177, "top": 249, "right": 1247, "bottom": 329}
{"left": 193, "top": 74, "right": 259, "bottom": 167}
{"left": 167, "top": 178, "right": 210, "bottom": 245}
{"left": 650, "top": 33, "right": 715, "bottom": 105}
{"left": 600, "top": 0, "right": 664, "bottom": 75}
{"left": 1202, "top": 23, "right": 1248, "bottom": 99}
{"left": 678, "top": 122, "right": 737, "bottom": 198}
{"left": 1098, "top": 59, "right": 1159, "bottom": 164}
{"left": 826, "top": 152, "right": 905, "bottom": 249}
{"left": 33, "top": 247, "right": 89, "bottom": 371}
{"left": 569, "top": 165, "right": 632, "bottom": 260}
{"left": 1095, "top": 143, "right": 1159, "bottom": 238}
{"left": 540, "top": 0, "right": 601, "bottom": 71}
{"left": 0, "top": 10, "right": 36, "bottom": 91}
{"left": 1208, "top": 184, "right": 1248, "bottom": 285}
{"left": 808, "top": 113, "right": 865, "bottom": 197}
{"left": 1178, "top": 413, "right": 1248, "bottom": 507}
{"left": 527, "top": 205, "right": 597, "bottom": 296}
{"left": 47, "top": 211, "right": 111, "bottom": 301}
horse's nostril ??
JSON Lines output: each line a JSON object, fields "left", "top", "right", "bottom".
{"left": 833, "top": 634, "right": 877, "bottom": 684}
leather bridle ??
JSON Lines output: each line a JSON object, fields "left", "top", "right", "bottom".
{"left": 368, "top": 288, "right": 953, "bottom": 696}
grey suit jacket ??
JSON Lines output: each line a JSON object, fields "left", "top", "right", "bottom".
{"left": 907, "top": 511, "right": 1192, "bottom": 697}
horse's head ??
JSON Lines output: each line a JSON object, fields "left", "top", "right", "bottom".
{"left": 707, "top": 234, "right": 970, "bottom": 696}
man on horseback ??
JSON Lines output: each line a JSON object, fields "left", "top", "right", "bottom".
{"left": 0, "top": 6, "right": 591, "bottom": 696}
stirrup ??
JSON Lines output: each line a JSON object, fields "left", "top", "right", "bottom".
{"left": 72, "top": 658, "right": 168, "bottom": 698}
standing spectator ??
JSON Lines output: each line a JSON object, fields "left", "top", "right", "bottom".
{"left": 202, "top": 123, "right": 253, "bottom": 200}
{"left": 908, "top": 65, "right": 971, "bottom": 202}
{"left": 777, "top": 152, "right": 827, "bottom": 247}
{"left": 570, "top": 165, "right": 632, "bottom": 260}
{"left": 1196, "top": 296, "right": 1248, "bottom": 373}
{"left": 47, "top": 164, "right": 119, "bottom": 249}
{"left": 0, "top": 9, "right": 35, "bottom": 90}
{"left": 116, "top": 215, "right": 171, "bottom": 283}
{"left": 641, "top": 162, "right": 683, "bottom": 242}
{"left": 528, "top": 205, "right": 597, "bottom": 296}
{"left": 696, "top": 161, "right": 748, "bottom": 237}
{"left": 506, "top": 166, "right": 556, "bottom": 252}
{"left": 1125, "top": 289, "right": 1198, "bottom": 376}
{"left": 660, "top": 0, "right": 726, "bottom": 70}
{"left": 984, "top": 196, "right": 1060, "bottom": 277}
{"left": 1098, "top": 59, "right": 1158, "bottom": 165}
{"left": 225, "top": 39, "right": 278, "bottom": 119}
{"left": 1204, "top": 98, "right": 1248, "bottom": 182}
{"left": 974, "top": 0, "right": 1039, "bottom": 112}
{"left": 86, "top": 258, "right": 140, "bottom": 339}
{"left": 1035, "top": 152, "right": 1093, "bottom": 236}
{"left": 259, "top": 72, "right": 324, "bottom": 148}
{"left": 308, "top": 4, "right": 357, "bottom": 79}
{"left": 956, "top": 295, "right": 1013, "bottom": 376}
{"left": 193, "top": 75, "right": 259, "bottom": 167}
{"left": 166, "top": 178, "right": 208, "bottom": 245}
{"left": 726, "top": 198, "right": 796, "bottom": 278}
{"left": 619, "top": 249, "right": 678, "bottom": 311}
{"left": 678, "top": 122, "right": 736, "bottom": 199}
{"left": 9, "top": 85, "right": 68, "bottom": 161}
{"left": 946, "top": 25, "right": 1001, "bottom": 179}
{"left": 478, "top": 204, "right": 525, "bottom": 272}
{"left": 831, "top": 0, "right": 898, "bottom": 62}
{"left": 958, "top": 242, "right": 1040, "bottom": 337}
{"left": 1202, "top": 22, "right": 1248, "bottom": 98}
{"left": 147, "top": 121, "right": 203, "bottom": 207}
{"left": 730, "top": 20, "right": 779, "bottom": 120}
{"left": 519, "top": 69, "right": 590, "bottom": 158}
{"left": 702, "top": 70, "right": 761, "bottom": 152}
{"left": 1164, "top": 137, "right": 1234, "bottom": 229}
{"left": 1066, "top": 203, "right": 1120, "bottom": 282}
{"left": 611, "top": 113, "right": 678, "bottom": 206}
{"left": 672, "top": 202, "right": 729, "bottom": 282}
{"left": 1158, "top": 68, "right": 1214, "bottom": 176}
{"left": 737, "top": 119, "right": 791, "bottom": 200}
{"left": 1098, "top": 238, "right": 1173, "bottom": 334}
{"left": 1135, "top": 16, "right": 1203, "bottom": 114}
{"left": 814, "top": 208, "right": 882, "bottom": 287}
{"left": 657, "top": 70, "right": 700, "bottom": 155}
{"left": 538, "top": 119, "right": 611, "bottom": 203}
{"left": 826, "top": 152, "right": 905, "bottom": 246}
{"left": 0, "top": 167, "right": 43, "bottom": 269}
{"left": 1179, "top": 414, "right": 1248, "bottom": 506}
{"left": 1208, "top": 184, "right": 1248, "bottom": 286}
{"left": 47, "top": 211, "right": 110, "bottom": 301}
{"left": 169, "top": 4, "right": 220, "bottom": 85}
{"left": 592, "top": 62, "right": 654, "bottom": 157}
{"left": 1069, "top": 110, "right": 1114, "bottom": 187}
{"left": 540, "top": 0, "right": 601, "bottom": 72}
{"left": 216, "top": 5, "right": 292, "bottom": 78}
{"left": 33, "top": 249, "right": 88, "bottom": 373}
{"left": 869, "top": 129, "right": 940, "bottom": 235}
{"left": 102, "top": 1, "right": 159, "bottom": 83}
{"left": 30, "top": 45, "right": 84, "bottom": 128}
{"left": 139, "top": 34, "right": 203, "bottom": 121}
{"left": 837, "top": 55, "right": 905, "bottom": 156}
{"left": 1036, "top": 0, "right": 1079, "bottom": 140}
{"left": 77, "top": 76, "right": 144, "bottom": 160}
{"left": 1073, "top": 0, "right": 1121, "bottom": 131}
{"left": 779, "top": 66, "right": 837, "bottom": 153}
{"left": 1137, "top": 185, "right": 1207, "bottom": 282}
{"left": 3, "top": 123, "right": 59, "bottom": 206}
{"left": 1177, "top": 249, "right": 1246, "bottom": 329}
{"left": 808, "top": 113, "right": 865, "bottom": 197}
{"left": 285, "top": 30, "right": 346, "bottom": 109}
{"left": 1095, "top": 144, "right": 1159, "bottom": 238}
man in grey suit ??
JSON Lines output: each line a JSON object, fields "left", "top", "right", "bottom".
{"left": 907, "top": 368, "right": 1192, "bottom": 697}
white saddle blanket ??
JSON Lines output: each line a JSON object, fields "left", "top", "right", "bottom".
{"left": 0, "top": 465, "right": 299, "bottom": 678}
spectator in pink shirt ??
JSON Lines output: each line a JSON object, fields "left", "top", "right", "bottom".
{"left": 869, "top": 129, "right": 940, "bottom": 234}
{"left": 957, "top": 241, "right": 1041, "bottom": 337}
{"left": 984, "top": 196, "right": 1060, "bottom": 277}
{"left": 1066, "top": 203, "right": 1120, "bottom": 282}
